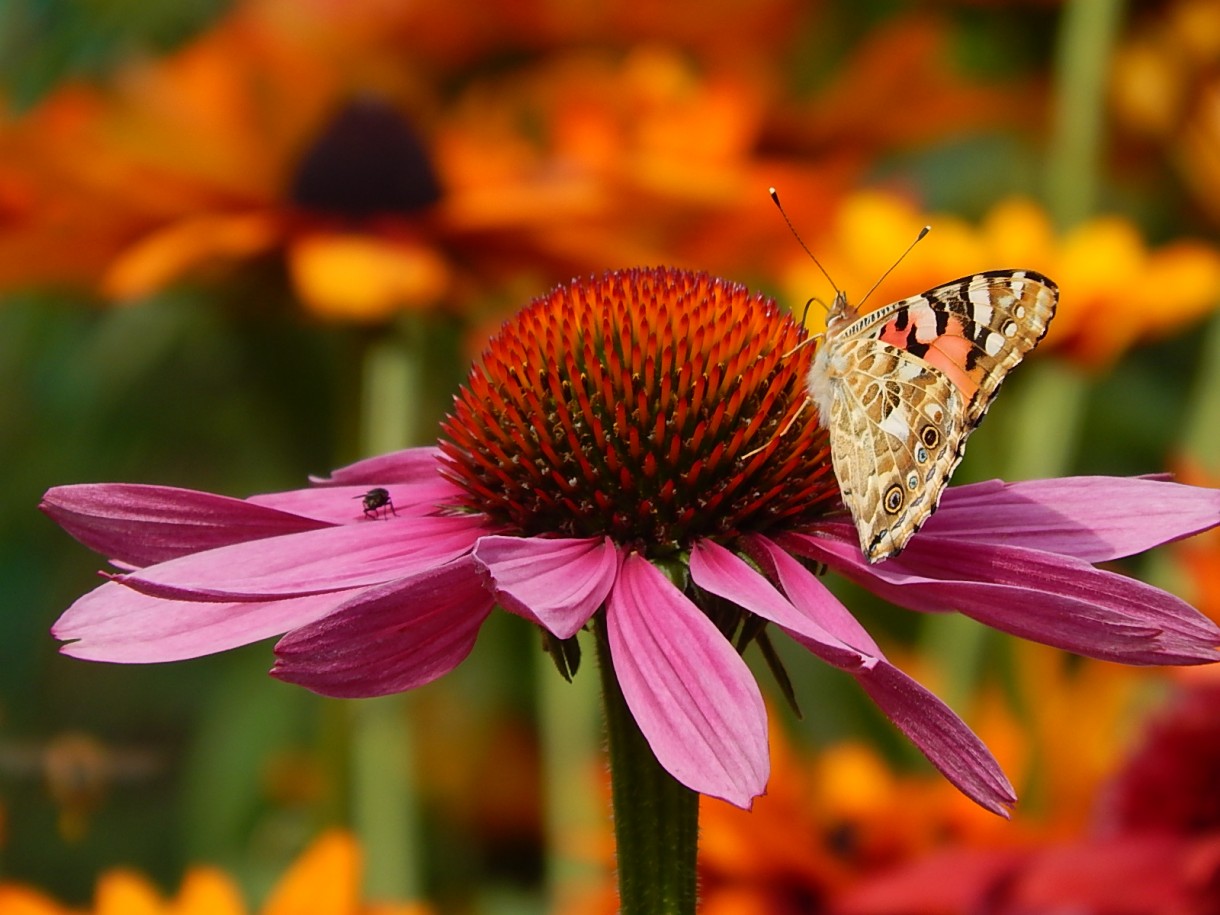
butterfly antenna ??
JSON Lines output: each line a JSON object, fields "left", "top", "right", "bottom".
{"left": 770, "top": 187, "right": 841, "bottom": 300}
{"left": 857, "top": 224, "right": 931, "bottom": 310}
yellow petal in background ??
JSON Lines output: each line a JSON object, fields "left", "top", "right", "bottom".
{"left": 102, "top": 212, "right": 282, "bottom": 301}
{"left": 288, "top": 233, "right": 450, "bottom": 321}
{"left": 261, "top": 831, "right": 360, "bottom": 915}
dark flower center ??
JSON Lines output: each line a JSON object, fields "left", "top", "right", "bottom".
{"left": 289, "top": 97, "right": 441, "bottom": 217}
{"left": 440, "top": 267, "right": 838, "bottom": 555}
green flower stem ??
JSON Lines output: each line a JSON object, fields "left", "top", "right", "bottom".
{"left": 594, "top": 617, "right": 699, "bottom": 915}
{"left": 1046, "top": 0, "right": 1126, "bottom": 228}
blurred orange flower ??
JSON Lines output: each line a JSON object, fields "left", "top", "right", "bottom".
{"left": 0, "top": 831, "right": 429, "bottom": 915}
{"left": 779, "top": 190, "right": 1220, "bottom": 369}
{"left": 1111, "top": 0, "right": 1220, "bottom": 226}
{"left": 0, "top": 1, "right": 1043, "bottom": 322}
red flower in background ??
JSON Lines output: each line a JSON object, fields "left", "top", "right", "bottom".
{"left": 838, "top": 675, "right": 1220, "bottom": 914}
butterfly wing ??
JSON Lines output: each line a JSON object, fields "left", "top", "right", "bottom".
{"left": 816, "top": 270, "right": 1058, "bottom": 562}
{"left": 826, "top": 337, "right": 965, "bottom": 561}
{"left": 858, "top": 270, "right": 1057, "bottom": 427}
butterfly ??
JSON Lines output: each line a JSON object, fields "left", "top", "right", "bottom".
{"left": 806, "top": 270, "right": 1058, "bottom": 563}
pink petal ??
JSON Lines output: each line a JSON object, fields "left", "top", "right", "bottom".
{"left": 788, "top": 533, "right": 1220, "bottom": 665}
{"left": 116, "top": 513, "right": 486, "bottom": 601}
{"left": 855, "top": 662, "right": 1015, "bottom": 815}
{"left": 922, "top": 477, "right": 1220, "bottom": 562}
{"left": 692, "top": 539, "right": 1015, "bottom": 814}
{"left": 272, "top": 556, "right": 494, "bottom": 697}
{"left": 40, "top": 484, "right": 330, "bottom": 567}
{"left": 308, "top": 447, "right": 444, "bottom": 485}
{"left": 607, "top": 552, "right": 768, "bottom": 808}
{"left": 53, "top": 581, "right": 348, "bottom": 663}
{"left": 473, "top": 535, "right": 619, "bottom": 638}
{"left": 247, "top": 480, "right": 465, "bottom": 524}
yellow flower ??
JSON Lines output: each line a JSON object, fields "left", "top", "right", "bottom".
{"left": 0, "top": 831, "right": 430, "bottom": 915}
{"left": 780, "top": 191, "right": 1220, "bottom": 369}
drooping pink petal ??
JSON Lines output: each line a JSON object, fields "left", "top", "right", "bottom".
{"left": 40, "top": 484, "right": 331, "bottom": 567}
{"left": 691, "top": 539, "right": 1016, "bottom": 815}
{"left": 607, "top": 552, "right": 768, "bottom": 808}
{"left": 473, "top": 535, "right": 619, "bottom": 638}
{"left": 919, "top": 477, "right": 1220, "bottom": 563}
{"left": 247, "top": 480, "right": 466, "bottom": 523}
{"left": 308, "top": 446, "right": 444, "bottom": 485}
{"left": 272, "top": 556, "right": 494, "bottom": 698}
{"left": 854, "top": 662, "right": 1016, "bottom": 815}
{"left": 787, "top": 532, "right": 1220, "bottom": 665}
{"left": 53, "top": 580, "right": 349, "bottom": 663}
{"left": 116, "top": 513, "right": 486, "bottom": 601}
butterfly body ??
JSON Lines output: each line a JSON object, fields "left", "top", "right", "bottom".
{"left": 807, "top": 270, "right": 1057, "bottom": 563}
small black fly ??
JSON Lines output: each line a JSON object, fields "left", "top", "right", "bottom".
{"left": 356, "top": 487, "right": 396, "bottom": 519}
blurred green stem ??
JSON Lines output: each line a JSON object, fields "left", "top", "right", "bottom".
{"left": 538, "top": 642, "right": 604, "bottom": 909}
{"left": 595, "top": 617, "right": 698, "bottom": 915}
{"left": 1046, "top": 0, "right": 1125, "bottom": 228}
{"left": 924, "top": 0, "right": 1123, "bottom": 704}
{"left": 350, "top": 326, "right": 427, "bottom": 900}
{"left": 1180, "top": 313, "right": 1220, "bottom": 474}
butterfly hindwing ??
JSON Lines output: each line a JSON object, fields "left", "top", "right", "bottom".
{"left": 810, "top": 269, "right": 1058, "bottom": 562}
{"left": 827, "top": 337, "right": 965, "bottom": 561}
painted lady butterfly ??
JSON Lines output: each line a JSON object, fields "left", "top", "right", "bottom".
{"left": 807, "top": 270, "right": 1058, "bottom": 562}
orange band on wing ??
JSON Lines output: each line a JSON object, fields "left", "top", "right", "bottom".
{"left": 924, "top": 335, "right": 980, "bottom": 401}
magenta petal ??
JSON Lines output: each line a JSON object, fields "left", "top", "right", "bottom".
{"left": 117, "top": 513, "right": 485, "bottom": 601}
{"left": 272, "top": 556, "right": 493, "bottom": 697}
{"left": 855, "top": 662, "right": 1016, "bottom": 815}
{"left": 692, "top": 539, "right": 1015, "bottom": 814}
{"left": 691, "top": 539, "right": 864, "bottom": 667}
{"left": 607, "top": 553, "right": 768, "bottom": 807}
{"left": 53, "top": 581, "right": 346, "bottom": 662}
{"left": 923, "top": 477, "right": 1220, "bottom": 562}
{"left": 791, "top": 533, "right": 1220, "bottom": 665}
{"left": 40, "top": 484, "right": 331, "bottom": 567}
{"left": 473, "top": 535, "right": 619, "bottom": 638}
{"left": 246, "top": 480, "right": 465, "bottom": 525}
{"left": 309, "top": 446, "right": 443, "bottom": 485}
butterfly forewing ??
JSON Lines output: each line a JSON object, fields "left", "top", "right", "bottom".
{"left": 808, "top": 269, "right": 1058, "bottom": 562}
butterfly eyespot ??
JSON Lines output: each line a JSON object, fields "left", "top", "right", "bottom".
{"left": 924, "top": 404, "right": 944, "bottom": 422}
{"left": 883, "top": 484, "right": 904, "bottom": 514}
{"left": 1002, "top": 320, "right": 1018, "bottom": 337}
{"left": 906, "top": 471, "right": 919, "bottom": 490}
{"left": 921, "top": 425, "right": 940, "bottom": 448}
{"left": 915, "top": 445, "right": 929, "bottom": 463}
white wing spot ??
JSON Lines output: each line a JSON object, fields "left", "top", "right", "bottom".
{"left": 967, "top": 283, "right": 995, "bottom": 326}
{"left": 879, "top": 406, "right": 911, "bottom": 440}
